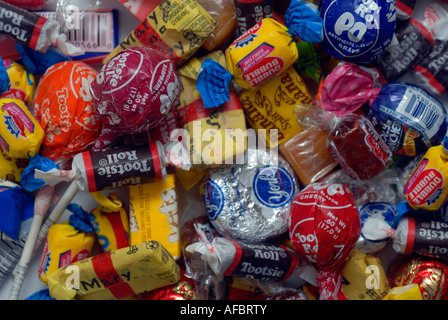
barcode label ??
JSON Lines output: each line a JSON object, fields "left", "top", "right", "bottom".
{"left": 36, "top": 10, "right": 116, "bottom": 53}
{"left": 0, "top": 233, "right": 26, "bottom": 284}
{"left": 398, "top": 86, "right": 445, "bottom": 139}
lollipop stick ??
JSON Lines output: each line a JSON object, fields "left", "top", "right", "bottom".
{"left": 34, "top": 181, "right": 80, "bottom": 253}
{"left": 8, "top": 181, "right": 79, "bottom": 300}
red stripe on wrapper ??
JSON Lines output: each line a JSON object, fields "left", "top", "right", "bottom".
{"left": 414, "top": 65, "right": 446, "bottom": 94}
{"left": 281, "top": 245, "right": 299, "bottom": 282}
{"left": 410, "top": 18, "right": 436, "bottom": 47}
{"left": 104, "top": 213, "right": 130, "bottom": 250}
{"left": 405, "top": 217, "right": 416, "bottom": 255}
{"left": 396, "top": 1, "right": 414, "bottom": 16}
{"left": 82, "top": 152, "right": 97, "bottom": 192}
{"left": 29, "top": 17, "right": 47, "bottom": 50}
{"left": 149, "top": 142, "right": 162, "bottom": 182}
{"left": 223, "top": 238, "right": 243, "bottom": 276}
{"left": 91, "top": 252, "right": 136, "bottom": 300}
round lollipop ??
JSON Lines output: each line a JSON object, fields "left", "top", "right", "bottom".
{"left": 33, "top": 60, "right": 101, "bottom": 165}
{"left": 288, "top": 182, "right": 361, "bottom": 300}
{"left": 90, "top": 46, "right": 181, "bottom": 150}
{"left": 9, "top": 61, "right": 101, "bottom": 300}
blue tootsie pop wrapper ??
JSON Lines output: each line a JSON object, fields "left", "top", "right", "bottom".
{"left": 319, "top": 0, "right": 396, "bottom": 64}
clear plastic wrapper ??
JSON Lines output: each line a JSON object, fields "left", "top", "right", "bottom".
{"left": 0, "top": 1, "right": 83, "bottom": 55}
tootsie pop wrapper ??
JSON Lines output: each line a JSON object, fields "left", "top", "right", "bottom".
{"left": 196, "top": 0, "right": 323, "bottom": 108}
{"left": 33, "top": 61, "right": 101, "bottom": 162}
{"left": 35, "top": 140, "right": 191, "bottom": 193}
{"left": 90, "top": 46, "right": 180, "bottom": 151}
{"left": 186, "top": 236, "right": 300, "bottom": 282}
{"left": 0, "top": 1, "right": 83, "bottom": 56}
{"left": 46, "top": 240, "right": 180, "bottom": 300}
{"left": 318, "top": 0, "right": 396, "bottom": 65}
{"left": 202, "top": 147, "right": 299, "bottom": 242}
{"left": 393, "top": 216, "right": 448, "bottom": 260}
{"left": 104, "top": 0, "right": 217, "bottom": 67}
{"left": 289, "top": 182, "right": 361, "bottom": 300}
{"left": 388, "top": 255, "right": 448, "bottom": 300}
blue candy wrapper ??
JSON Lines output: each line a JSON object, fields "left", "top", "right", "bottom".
{"left": 20, "top": 154, "right": 60, "bottom": 192}
{"left": 367, "top": 82, "right": 448, "bottom": 164}
{"left": 67, "top": 203, "right": 94, "bottom": 234}
{"left": 16, "top": 44, "right": 71, "bottom": 77}
{"left": 0, "top": 57, "right": 10, "bottom": 95}
{"left": 0, "top": 180, "right": 34, "bottom": 241}
{"left": 196, "top": 58, "right": 233, "bottom": 109}
{"left": 285, "top": 0, "right": 323, "bottom": 43}
{"left": 319, "top": 0, "right": 396, "bottom": 64}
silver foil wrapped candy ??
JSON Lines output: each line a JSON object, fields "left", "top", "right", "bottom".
{"left": 202, "top": 148, "right": 299, "bottom": 242}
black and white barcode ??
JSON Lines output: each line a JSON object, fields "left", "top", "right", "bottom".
{"left": 403, "top": 93, "right": 439, "bottom": 130}
{"left": 36, "top": 11, "right": 115, "bottom": 53}
{"left": 0, "top": 234, "right": 26, "bottom": 285}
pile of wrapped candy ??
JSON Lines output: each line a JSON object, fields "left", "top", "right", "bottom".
{"left": 1, "top": 0, "right": 448, "bottom": 301}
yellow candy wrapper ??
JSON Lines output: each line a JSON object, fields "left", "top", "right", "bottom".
{"left": 238, "top": 66, "right": 312, "bottom": 147}
{"left": 342, "top": 248, "right": 390, "bottom": 300}
{"left": 0, "top": 147, "right": 29, "bottom": 183}
{"left": 38, "top": 220, "right": 96, "bottom": 285}
{"left": 104, "top": 0, "right": 216, "bottom": 67}
{"left": 129, "top": 174, "right": 181, "bottom": 260}
{"left": 226, "top": 18, "right": 298, "bottom": 90}
{"left": 404, "top": 144, "right": 448, "bottom": 211}
{"left": 46, "top": 240, "right": 180, "bottom": 300}
{"left": 0, "top": 98, "right": 44, "bottom": 159}
{"left": 382, "top": 284, "right": 424, "bottom": 300}
{"left": 1, "top": 59, "right": 35, "bottom": 105}
{"left": 177, "top": 50, "right": 247, "bottom": 169}
{"left": 89, "top": 193, "right": 130, "bottom": 253}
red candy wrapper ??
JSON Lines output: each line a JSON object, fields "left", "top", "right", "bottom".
{"left": 90, "top": 46, "right": 180, "bottom": 150}
{"left": 389, "top": 256, "right": 448, "bottom": 300}
{"left": 141, "top": 270, "right": 198, "bottom": 300}
{"left": 289, "top": 182, "right": 361, "bottom": 300}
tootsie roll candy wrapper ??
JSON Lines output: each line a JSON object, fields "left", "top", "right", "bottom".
{"left": 202, "top": 147, "right": 299, "bottom": 242}
{"left": 34, "top": 141, "right": 191, "bottom": 193}
{"left": 0, "top": 1, "right": 83, "bottom": 56}
{"left": 46, "top": 240, "right": 180, "bottom": 300}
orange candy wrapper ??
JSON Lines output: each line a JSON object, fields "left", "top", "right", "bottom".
{"left": 33, "top": 61, "right": 101, "bottom": 163}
